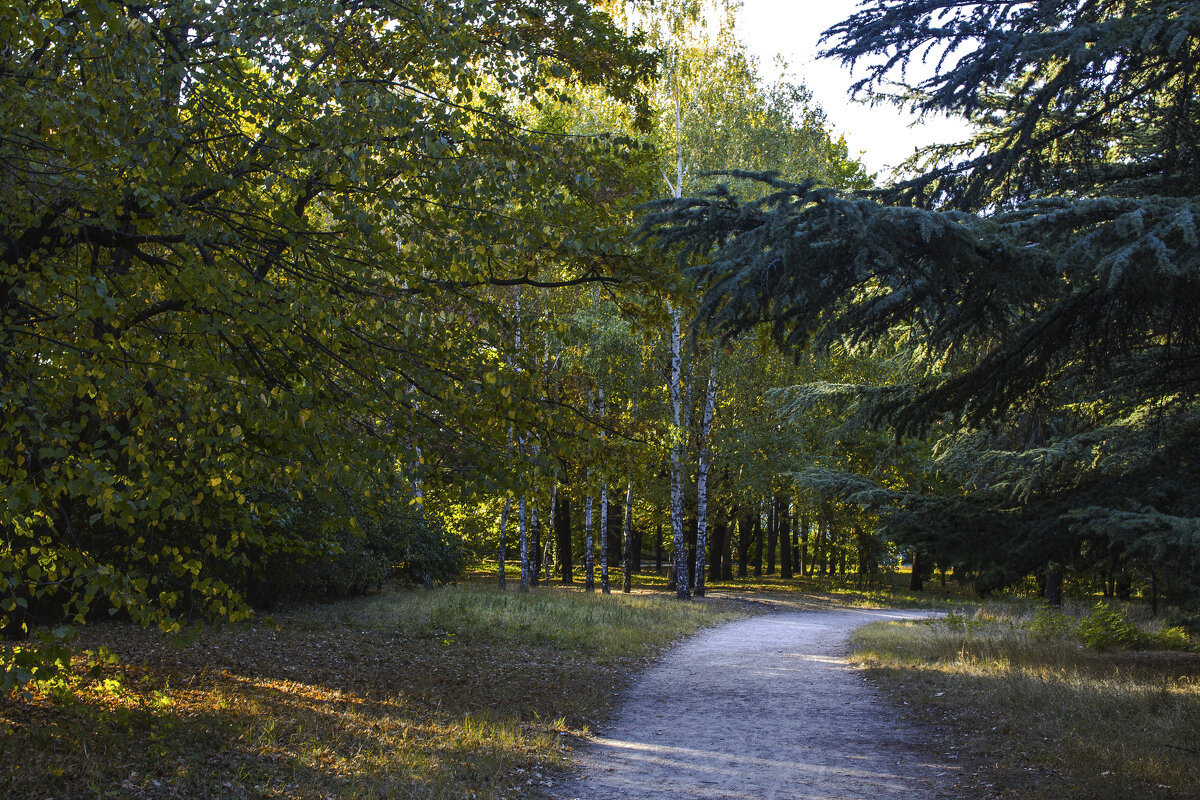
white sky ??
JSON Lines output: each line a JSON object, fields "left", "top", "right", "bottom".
{"left": 735, "top": 0, "right": 973, "bottom": 180}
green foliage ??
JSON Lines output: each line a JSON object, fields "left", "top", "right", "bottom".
{"left": 1, "top": 627, "right": 75, "bottom": 691}
{"left": 1027, "top": 605, "right": 1078, "bottom": 641}
{"left": 0, "top": 0, "right": 658, "bottom": 671}
{"left": 1076, "top": 603, "right": 1146, "bottom": 650}
{"left": 1150, "top": 625, "right": 1196, "bottom": 653}
{"left": 641, "top": 0, "right": 1200, "bottom": 602}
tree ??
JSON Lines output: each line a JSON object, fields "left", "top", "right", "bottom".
{"left": 0, "top": 0, "right": 655, "bottom": 665}
{"left": 644, "top": 0, "right": 1200, "bottom": 601}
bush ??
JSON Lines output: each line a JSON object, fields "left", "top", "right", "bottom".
{"left": 1027, "top": 604, "right": 1078, "bottom": 640}
{"left": 243, "top": 495, "right": 463, "bottom": 606}
{"left": 392, "top": 514, "right": 463, "bottom": 588}
{"left": 1147, "top": 625, "right": 1196, "bottom": 652}
{"left": 1077, "top": 602, "right": 1143, "bottom": 650}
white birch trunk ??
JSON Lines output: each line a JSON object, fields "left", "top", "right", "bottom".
{"left": 530, "top": 504, "right": 540, "bottom": 586}
{"left": 519, "top": 496, "right": 529, "bottom": 590}
{"left": 600, "top": 483, "right": 609, "bottom": 594}
{"left": 498, "top": 422, "right": 514, "bottom": 588}
{"left": 584, "top": 395, "right": 595, "bottom": 591}
{"left": 622, "top": 480, "right": 634, "bottom": 593}
{"left": 584, "top": 490, "right": 594, "bottom": 591}
{"left": 515, "top": 287, "right": 530, "bottom": 591}
{"left": 497, "top": 494, "right": 511, "bottom": 589}
{"left": 693, "top": 356, "right": 717, "bottom": 597}
{"left": 547, "top": 482, "right": 558, "bottom": 582}
{"left": 668, "top": 304, "right": 689, "bottom": 599}
{"left": 598, "top": 388, "right": 610, "bottom": 594}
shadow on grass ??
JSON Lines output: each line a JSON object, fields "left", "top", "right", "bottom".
{"left": 852, "top": 618, "right": 1200, "bottom": 800}
{"left": 2, "top": 614, "right": 612, "bottom": 799}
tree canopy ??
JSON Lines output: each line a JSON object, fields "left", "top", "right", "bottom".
{"left": 0, "top": 0, "right": 656, "bottom": 649}
{"left": 643, "top": 0, "right": 1200, "bottom": 598}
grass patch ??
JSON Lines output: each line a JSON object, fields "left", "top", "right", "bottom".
{"left": 615, "top": 567, "right": 973, "bottom": 610}
{"left": 850, "top": 605, "right": 1200, "bottom": 800}
{"left": 1, "top": 582, "right": 747, "bottom": 799}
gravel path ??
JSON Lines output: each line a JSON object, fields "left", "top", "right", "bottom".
{"left": 553, "top": 608, "right": 955, "bottom": 800}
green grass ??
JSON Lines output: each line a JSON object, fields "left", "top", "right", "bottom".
{"left": 607, "top": 565, "right": 975, "bottom": 609}
{"left": 850, "top": 605, "right": 1200, "bottom": 800}
{"left": 1, "top": 581, "right": 749, "bottom": 800}
{"left": 298, "top": 579, "right": 745, "bottom": 658}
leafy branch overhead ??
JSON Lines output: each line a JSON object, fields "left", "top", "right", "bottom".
{"left": 0, "top": 0, "right": 657, "bottom": 645}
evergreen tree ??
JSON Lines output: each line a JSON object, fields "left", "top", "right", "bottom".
{"left": 644, "top": 0, "right": 1200, "bottom": 601}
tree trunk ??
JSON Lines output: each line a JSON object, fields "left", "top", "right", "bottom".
{"left": 518, "top": 497, "right": 530, "bottom": 591}
{"left": 799, "top": 512, "right": 809, "bottom": 576}
{"left": 497, "top": 495, "right": 511, "bottom": 589}
{"left": 622, "top": 481, "right": 634, "bottom": 593}
{"left": 584, "top": 490, "right": 594, "bottom": 592}
{"left": 909, "top": 548, "right": 923, "bottom": 592}
{"left": 723, "top": 517, "right": 735, "bottom": 580}
{"left": 767, "top": 497, "right": 778, "bottom": 575}
{"left": 686, "top": 511, "right": 698, "bottom": 590}
{"left": 818, "top": 508, "right": 829, "bottom": 576}
{"left": 598, "top": 388, "right": 610, "bottom": 594}
{"left": 709, "top": 517, "right": 726, "bottom": 582}
{"left": 737, "top": 510, "right": 751, "bottom": 578}
{"left": 779, "top": 497, "right": 793, "bottom": 580}
{"left": 753, "top": 509, "right": 763, "bottom": 579}
{"left": 530, "top": 504, "right": 541, "bottom": 586}
{"left": 693, "top": 357, "right": 716, "bottom": 598}
{"left": 655, "top": 520, "right": 663, "bottom": 575}
{"left": 668, "top": 304, "right": 690, "bottom": 600}
{"left": 555, "top": 491, "right": 572, "bottom": 584}
{"left": 1116, "top": 571, "right": 1132, "bottom": 601}
{"left": 600, "top": 482, "right": 610, "bottom": 594}
{"left": 1045, "top": 566, "right": 1063, "bottom": 606}
{"left": 633, "top": 524, "right": 643, "bottom": 574}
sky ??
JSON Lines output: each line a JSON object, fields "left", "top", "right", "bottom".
{"left": 734, "top": 0, "right": 973, "bottom": 179}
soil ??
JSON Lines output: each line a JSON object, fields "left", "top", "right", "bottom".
{"left": 552, "top": 607, "right": 959, "bottom": 800}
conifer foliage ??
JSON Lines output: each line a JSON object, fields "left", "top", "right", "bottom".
{"left": 643, "top": 1, "right": 1200, "bottom": 599}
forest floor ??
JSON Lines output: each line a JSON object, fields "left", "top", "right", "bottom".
{"left": 6, "top": 571, "right": 1192, "bottom": 799}
{"left": 1, "top": 576, "right": 752, "bottom": 800}
{"left": 550, "top": 607, "right": 962, "bottom": 800}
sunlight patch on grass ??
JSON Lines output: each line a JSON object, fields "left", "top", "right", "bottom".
{"left": 851, "top": 610, "right": 1200, "bottom": 800}
{"left": 2, "top": 581, "right": 747, "bottom": 799}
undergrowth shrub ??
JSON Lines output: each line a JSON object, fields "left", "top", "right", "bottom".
{"left": 1077, "top": 602, "right": 1142, "bottom": 649}
{"left": 1011, "top": 602, "right": 1198, "bottom": 652}
{"left": 1027, "top": 605, "right": 1078, "bottom": 639}
{"left": 244, "top": 496, "right": 462, "bottom": 606}
{"left": 1146, "top": 624, "right": 1195, "bottom": 652}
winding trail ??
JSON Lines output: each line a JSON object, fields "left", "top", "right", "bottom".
{"left": 554, "top": 608, "right": 955, "bottom": 800}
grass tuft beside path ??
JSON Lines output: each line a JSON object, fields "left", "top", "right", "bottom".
{"left": 851, "top": 606, "right": 1200, "bottom": 800}
{"left": 1, "top": 581, "right": 747, "bottom": 800}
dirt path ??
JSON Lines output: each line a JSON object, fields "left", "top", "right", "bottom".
{"left": 553, "top": 608, "right": 956, "bottom": 800}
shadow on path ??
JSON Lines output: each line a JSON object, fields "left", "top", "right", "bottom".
{"left": 554, "top": 608, "right": 957, "bottom": 800}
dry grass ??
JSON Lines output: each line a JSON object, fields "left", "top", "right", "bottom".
{"left": 622, "top": 567, "right": 972, "bottom": 610}
{"left": 851, "top": 608, "right": 1200, "bottom": 800}
{"left": 1, "top": 581, "right": 748, "bottom": 800}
